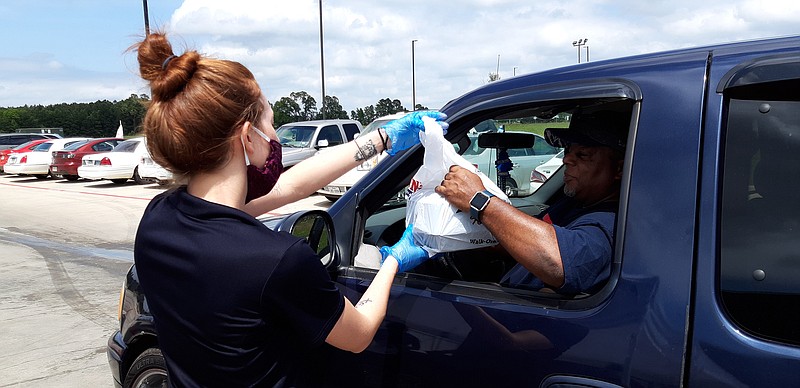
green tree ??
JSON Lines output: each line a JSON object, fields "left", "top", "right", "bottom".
{"left": 272, "top": 97, "right": 302, "bottom": 127}
{"left": 375, "top": 98, "right": 406, "bottom": 117}
{"left": 318, "top": 95, "right": 348, "bottom": 120}
{"left": 289, "top": 91, "right": 318, "bottom": 121}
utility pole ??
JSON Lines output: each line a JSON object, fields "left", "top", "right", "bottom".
{"left": 142, "top": 0, "right": 150, "bottom": 35}
{"left": 412, "top": 40, "right": 418, "bottom": 111}
{"left": 318, "top": 0, "right": 326, "bottom": 119}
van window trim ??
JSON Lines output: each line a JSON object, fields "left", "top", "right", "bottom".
{"left": 350, "top": 80, "right": 642, "bottom": 311}
{"left": 717, "top": 53, "right": 800, "bottom": 92}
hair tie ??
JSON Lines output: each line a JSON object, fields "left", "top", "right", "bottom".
{"left": 161, "top": 55, "right": 177, "bottom": 70}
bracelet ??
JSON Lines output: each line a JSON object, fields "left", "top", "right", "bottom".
{"left": 378, "top": 128, "right": 389, "bottom": 152}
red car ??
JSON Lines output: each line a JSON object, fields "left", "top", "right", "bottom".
{"left": 0, "top": 139, "right": 50, "bottom": 172}
{"left": 50, "top": 137, "right": 124, "bottom": 181}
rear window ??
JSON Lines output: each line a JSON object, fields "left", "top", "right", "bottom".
{"left": 63, "top": 140, "right": 90, "bottom": 150}
{"left": 113, "top": 140, "right": 141, "bottom": 152}
{"left": 719, "top": 80, "right": 800, "bottom": 346}
{"left": 32, "top": 142, "right": 53, "bottom": 151}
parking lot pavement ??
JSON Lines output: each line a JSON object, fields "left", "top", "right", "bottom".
{"left": 0, "top": 173, "right": 330, "bottom": 386}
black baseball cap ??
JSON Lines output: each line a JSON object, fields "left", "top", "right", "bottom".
{"left": 544, "top": 110, "right": 629, "bottom": 151}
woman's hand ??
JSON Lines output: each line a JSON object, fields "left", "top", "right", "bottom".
{"left": 382, "top": 111, "right": 448, "bottom": 155}
{"left": 379, "top": 224, "right": 430, "bottom": 272}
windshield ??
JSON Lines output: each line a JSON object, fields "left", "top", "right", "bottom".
{"left": 276, "top": 125, "right": 315, "bottom": 148}
{"left": 361, "top": 119, "right": 393, "bottom": 135}
{"left": 461, "top": 134, "right": 485, "bottom": 156}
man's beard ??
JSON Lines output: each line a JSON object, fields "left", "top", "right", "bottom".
{"left": 563, "top": 184, "right": 576, "bottom": 197}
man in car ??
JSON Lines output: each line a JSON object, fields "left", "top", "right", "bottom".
{"left": 435, "top": 110, "right": 628, "bottom": 294}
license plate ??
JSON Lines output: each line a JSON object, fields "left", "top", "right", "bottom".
{"left": 52, "top": 167, "right": 58, "bottom": 171}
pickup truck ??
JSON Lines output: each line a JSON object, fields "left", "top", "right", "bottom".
{"left": 276, "top": 119, "right": 362, "bottom": 168}
{"left": 108, "top": 35, "right": 800, "bottom": 387}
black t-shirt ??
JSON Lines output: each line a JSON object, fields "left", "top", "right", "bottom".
{"left": 134, "top": 187, "right": 345, "bottom": 387}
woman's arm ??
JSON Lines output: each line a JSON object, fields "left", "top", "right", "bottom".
{"left": 243, "top": 111, "right": 447, "bottom": 217}
{"left": 325, "top": 256, "right": 399, "bottom": 353}
{"left": 243, "top": 129, "right": 387, "bottom": 216}
{"left": 325, "top": 223, "right": 428, "bottom": 352}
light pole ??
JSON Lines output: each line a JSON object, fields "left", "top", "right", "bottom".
{"left": 318, "top": 0, "right": 326, "bottom": 119}
{"left": 513, "top": 66, "right": 518, "bottom": 76}
{"left": 412, "top": 39, "right": 417, "bottom": 111}
{"left": 585, "top": 45, "right": 590, "bottom": 62}
{"left": 142, "top": 0, "right": 150, "bottom": 35}
{"left": 572, "top": 38, "right": 587, "bottom": 63}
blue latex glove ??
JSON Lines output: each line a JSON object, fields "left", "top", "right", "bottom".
{"left": 379, "top": 224, "right": 430, "bottom": 272}
{"left": 381, "top": 111, "right": 449, "bottom": 156}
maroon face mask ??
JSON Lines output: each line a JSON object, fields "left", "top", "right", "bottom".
{"left": 245, "top": 139, "right": 283, "bottom": 203}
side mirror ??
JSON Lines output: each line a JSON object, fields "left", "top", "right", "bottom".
{"left": 274, "top": 210, "right": 336, "bottom": 266}
{"left": 316, "top": 139, "right": 330, "bottom": 149}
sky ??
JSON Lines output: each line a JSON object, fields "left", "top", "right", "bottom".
{"left": 1, "top": 0, "right": 798, "bottom": 114}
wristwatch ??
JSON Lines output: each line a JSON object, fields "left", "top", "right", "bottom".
{"left": 469, "top": 190, "right": 495, "bottom": 223}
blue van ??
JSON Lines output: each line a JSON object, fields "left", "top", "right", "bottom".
{"left": 108, "top": 35, "right": 800, "bottom": 387}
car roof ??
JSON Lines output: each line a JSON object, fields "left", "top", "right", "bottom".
{"left": 279, "top": 119, "right": 360, "bottom": 127}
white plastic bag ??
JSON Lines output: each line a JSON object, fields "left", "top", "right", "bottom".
{"left": 406, "top": 117, "right": 510, "bottom": 255}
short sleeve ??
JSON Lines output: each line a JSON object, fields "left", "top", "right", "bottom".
{"left": 261, "top": 238, "right": 345, "bottom": 349}
{"left": 552, "top": 211, "right": 615, "bottom": 294}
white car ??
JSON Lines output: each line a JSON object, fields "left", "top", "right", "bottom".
{"left": 78, "top": 137, "right": 149, "bottom": 184}
{"left": 4, "top": 137, "right": 89, "bottom": 179}
{"left": 529, "top": 149, "right": 564, "bottom": 191}
{"left": 462, "top": 130, "right": 562, "bottom": 196}
{"left": 317, "top": 112, "right": 409, "bottom": 202}
{"left": 138, "top": 150, "right": 174, "bottom": 186}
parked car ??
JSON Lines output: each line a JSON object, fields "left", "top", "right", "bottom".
{"left": 529, "top": 149, "right": 564, "bottom": 191}
{"left": 0, "top": 139, "right": 50, "bottom": 172}
{"left": 3, "top": 137, "right": 89, "bottom": 178}
{"left": 317, "top": 112, "right": 408, "bottom": 201}
{"left": 108, "top": 36, "right": 800, "bottom": 387}
{"left": 78, "top": 137, "right": 149, "bottom": 184}
{"left": 277, "top": 119, "right": 362, "bottom": 168}
{"left": 138, "top": 152, "right": 174, "bottom": 186}
{"left": 0, "top": 132, "right": 61, "bottom": 151}
{"left": 462, "top": 130, "right": 561, "bottom": 196}
{"left": 50, "top": 137, "right": 124, "bottom": 181}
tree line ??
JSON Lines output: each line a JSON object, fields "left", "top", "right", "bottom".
{"left": 0, "top": 92, "right": 429, "bottom": 138}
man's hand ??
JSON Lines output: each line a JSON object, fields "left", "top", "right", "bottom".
{"left": 380, "top": 224, "right": 430, "bottom": 272}
{"left": 435, "top": 165, "right": 486, "bottom": 212}
{"left": 381, "top": 111, "right": 448, "bottom": 156}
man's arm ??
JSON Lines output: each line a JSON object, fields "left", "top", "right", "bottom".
{"left": 435, "top": 165, "right": 565, "bottom": 288}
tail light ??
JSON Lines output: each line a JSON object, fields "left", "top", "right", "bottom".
{"left": 20, "top": 155, "right": 27, "bottom": 164}
{"left": 530, "top": 170, "right": 547, "bottom": 183}
{"left": 100, "top": 157, "right": 112, "bottom": 166}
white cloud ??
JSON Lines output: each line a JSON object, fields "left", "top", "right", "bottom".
{"left": 2, "top": 0, "right": 799, "bottom": 112}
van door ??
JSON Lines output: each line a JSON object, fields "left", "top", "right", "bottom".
{"left": 689, "top": 48, "right": 800, "bottom": 386}
{"left": 324, "top": 47, "right": 710, "bottom": 387}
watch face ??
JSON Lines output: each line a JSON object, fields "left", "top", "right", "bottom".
{"left": 471, "top": 191, "right": 491, "bottom": 210}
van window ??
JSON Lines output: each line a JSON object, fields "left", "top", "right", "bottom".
{"left": 719, "top": 85, "right": 800, "bottom": 345}
{"left": 360, "top": 98, "right": 634, "bottom": 306}
{"left": 342, "top": 123, "right": 361, "bottom": 141}
{"left": 318, "top": 125, "right": 344, "bottom": 146}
